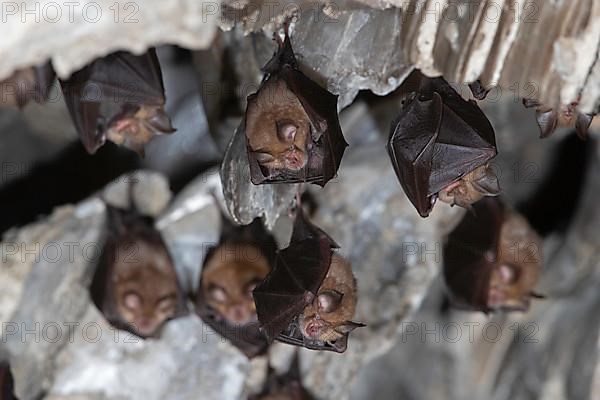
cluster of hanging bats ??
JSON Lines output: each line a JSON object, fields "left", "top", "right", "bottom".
{"left": 0, "top": 24, "right": 597, "bottom": 399}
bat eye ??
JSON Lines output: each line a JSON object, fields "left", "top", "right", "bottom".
{"left": 123, "top": 292, "right": 142, "bottom": 311}
{"left": 208, "top": 285, "right": 228, "bottom": 303}
{"left": 317, "top": 290, "right": 343, "bottom": 313}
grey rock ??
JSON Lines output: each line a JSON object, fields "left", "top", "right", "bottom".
{"left": 220, "top": 123, "right": 299, "bottom": 230}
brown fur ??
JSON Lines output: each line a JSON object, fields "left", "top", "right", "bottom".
{"left": 202, "top": 244, "right": 271, "bottom": 326}
{"left": 112, "top": 240, "right": 179, "bottom": 337}
{"left": 245, "top": 78, "right": 311, "bottom": 172}
{"left": 106, "top": 105, "right": 174, "bottom": 156}
{"left": 438, "top": 163, "right": 500, "bottom": 209}
{"left": 299, "top": 253, "right": 357, "bottom": 342}
{"left": 488, "top": 210, "right": 542, "bottom": 309}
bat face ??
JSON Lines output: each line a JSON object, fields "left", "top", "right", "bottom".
{"left": 201, "top": 244, "right": 271, "bottom": 326}
{"left": 246, "top": 78, "right": 312, "bottom": 173}
{"left": 111, "top": 240, "right": 179, "bottom": 337}
{"left": 105, "top": 105, "right": 175, "bottom": 156}
{"left": 523, "top": 98, "right": 596, "bottom": 140}
{"left": 387, "top": 76, "right": 498, "bottom": 217}
{"left": 195, "top": 217, "right": 277, "bottom": 358}
{"left": 443, "top": 197, "right": 542, "bottom": 312}
{"left": 299, "top": 253, "right": 358, "bottom": 343}
{"left": 91, "top": 207, "right": 185, "bottom": 339}
{"left": 438, "top": 163, "right": 500, "bottom": 209}
{"left": 244, "top": 29, "right": 348, "bottom": 187}
{"left": 0, "top": 62, "right": 55, "bottom": 108}
{"left": 60, "top": 50, "right": 174, "bottom": 155}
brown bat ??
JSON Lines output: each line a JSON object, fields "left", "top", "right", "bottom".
{"left": 443, "top": 197, "right": 543, "bottom": 312}
{"left": 195, "top": 216, "right": 278, "bottom": 358}
{"left": 0, "top": 363, "right": 17, "bottom": 400}
{"left": 244, "top": 25, "right": 348, "bottom": 187}
{"left": 253, "top": 209, "right": 364, "bottom": 353}
{"left": 91, "top": 206, "right": 186, "bottom": 339}
{"left": 387, "top": 76, "right": 500, "bottom": 217}
{"left": 249, "top": 353, "right": 314, "bottom": 400}
{"left": 0, "top": 62, "right": 55, "bottom": 108}
{"left": 60, "top": 49, "right": 174, "bottom": 156}
{"left": 522, "top": 97, "right": 595, "bottom": 140}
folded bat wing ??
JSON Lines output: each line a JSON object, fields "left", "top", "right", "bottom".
{"left": 387, "top": 92, "right": 443, "bottom": 217}
{"left": 253, "top": 236, "right": 332, "bottom": 341}
{"left": 443, "top": 197, "right": 504, "bottom": 311}
{"left": 388, "top": 77, "right": 498, "bottom": 217}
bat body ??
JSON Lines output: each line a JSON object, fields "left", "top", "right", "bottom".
{"left": 244, "top": 28, "right": 348, "bottom": 187}
{"left": 91, "top": 206, "right": 186, "bottom": 339}
{"left": 523, "top": 98, "right": 595, "bottom": 140}
{"left": 60, "top": 49, "right": 174, "bottom": 156}
{"left": 387, "top": 76, "right": 500, "bottom": 217}
{"left": 443, "top": 197, "right": 543, "bottom": 312}
{"left": 249, "top": 354, "right": 314, "bottom": 400}
{"left": 195, "top": 217, "right": 278, "bottom": 358}
{"left": 0, "top": 363, "right": 16, "bottom": 400}
{"left": 0, "top": 62, "right": 55, "bottom": 108}
{"left": 253, "top": 210, "right": 364, "bottom": 353}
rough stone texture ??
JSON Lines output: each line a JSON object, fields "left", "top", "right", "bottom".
{"left": 348, "top": 105, "right": 600, "bottom": 400}
{"left": 0, "top": 171, "right": 253, "bottom": 400}
{"left": 219, "top": 1, "right": 599, "bottom": 113}
{"left": 0, "top": 0, "right": 219, "bottom": 80}
{"left": 0, "top": 85, "right": 598, "bottom": 400}
{"left": 220, "top": 122, "right": 299, "bottom": 230}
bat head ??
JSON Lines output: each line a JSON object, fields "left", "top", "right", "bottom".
{"left": 488, "top": 210, "right": 543, "bottom": 311}
{"left": 105, "top": 104, "right": 175, "bottom": 156}
{"left": 438, "top": 163, "right": 500, "bottom": 209}
{"left": 246, "top": 78, "right": 311, "bottom": 173}
{"left": 298, "top": 253, "right": 362, "bottom": 343}
{"left": 111, "top": 239, "right": 180, "bottom": 338}
{"left": 201, "top": 243, "right": 271, "bottom": 326}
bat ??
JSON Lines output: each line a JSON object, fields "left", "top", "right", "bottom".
{"left": 244, "top": 25, "right": 348, "bottom": 187}
{"left": 195, "top": 215, "right": 278, "bottom": 358}
{"left": 91, "top": 205, "right": 186, "bottom": 339}
{"left": 0, "top": 61, "right": 55, "bottom": 108}
{"left": 60, "top": 49, "right": 175, "bottom": 156}
{"left": 443, "top": 197, "right": 543, "bottom": 312}
{"left": 0, "top": 363, "right": 16, "bottom": 400}
{"left": 522, "top": 98, "right": 595, "bottom": 141}
{"left": 387, "top": 76, "right": 500, "bottom": 217}
{"left": 248, "top": 353, "right": 314, "bottom": 400}
{"left": 468, "top": 79, "right": 490, "bottom": 101}
{"left": 253, "top": 209, "right": 364, "bottom": 353}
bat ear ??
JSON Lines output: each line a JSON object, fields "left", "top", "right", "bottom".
{"left": 335, "top": 321, "right": 366, "bottom": 334}
{"left": 536, "top": 109, "right": 558, "bottom": 138}
{"left": 472, "top": 169, "right": 501, "bottom": 196}
{"left": 575, "top": 113, "right": 593, "bottom": 141}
